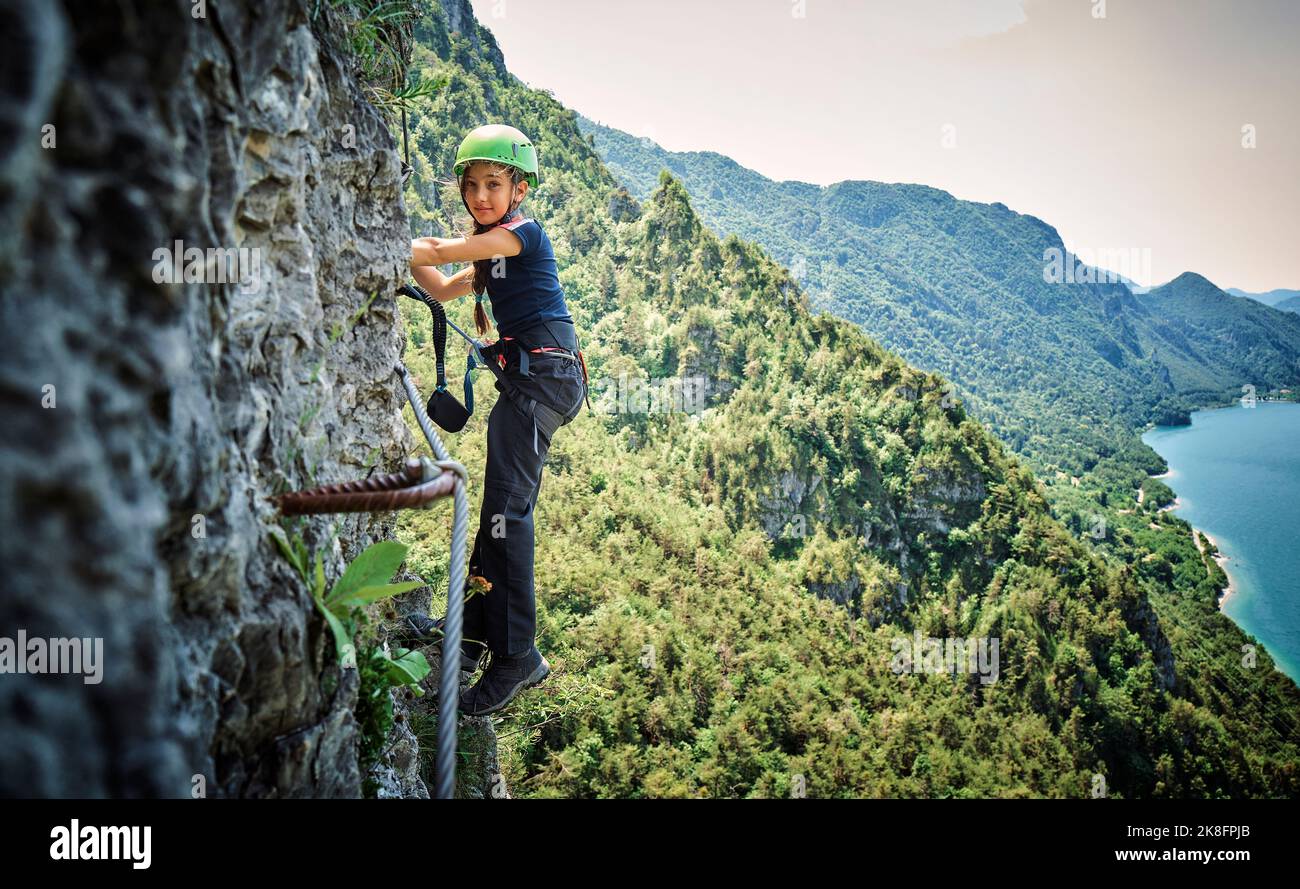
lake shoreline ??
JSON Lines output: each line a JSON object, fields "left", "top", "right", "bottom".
{"left": 1192, "top": 526, "right": 1238, "bottom": 609}
{"left": 1149, "top": 476, "right": 1237, "bottom": 610}
{"left": 1142, "top": 403, "right": 1300, "bottom": 684}
{"left": 1145, "top": 397, "right": 1300, "bottom": 436}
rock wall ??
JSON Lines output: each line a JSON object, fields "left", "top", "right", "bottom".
{"left": 0, "top": 0, "right": 413, "bottom": 797}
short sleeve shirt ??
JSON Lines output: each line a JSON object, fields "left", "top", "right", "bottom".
{"left": 484, "top": 217, "right": 573, "bottom": 337}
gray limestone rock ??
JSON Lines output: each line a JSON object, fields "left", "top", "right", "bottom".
{"left": 0, "top": 0, "right": 422, "bottom": 798}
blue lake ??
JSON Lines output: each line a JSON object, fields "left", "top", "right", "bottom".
{"left": 1142, "top": 402, "right": 1300, "bottom": 683}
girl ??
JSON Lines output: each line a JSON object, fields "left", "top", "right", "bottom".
{"left": 406, "top": 124, "right": 589, "bottom": 717}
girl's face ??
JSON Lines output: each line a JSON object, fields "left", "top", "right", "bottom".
{"left": 462, "top": 162, "right": 527, "bottom": 224}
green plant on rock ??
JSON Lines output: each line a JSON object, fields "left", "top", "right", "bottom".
{"left": 272, "top": 530, "right": 438, "bottom": 794}
{"left": 270, "top": 531, "right": 432, "bottom": 692}
{"left": 314, "top": 0, "right": 445, "bottom": 113}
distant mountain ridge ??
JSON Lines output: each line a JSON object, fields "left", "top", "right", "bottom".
{"left": 1226, "top": 287, "right": 1300, "bottom": 308}
{"left": 1138, "top": 273, "right": 1300, "bottom": 398}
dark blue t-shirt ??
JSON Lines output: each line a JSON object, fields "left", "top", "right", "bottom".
{"left": 484, "top": 216, "right": 573, "bottom": 337}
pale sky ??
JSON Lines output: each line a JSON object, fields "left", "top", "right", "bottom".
{"left": 470, "top": 0, "right": 1299, "bottom": 291}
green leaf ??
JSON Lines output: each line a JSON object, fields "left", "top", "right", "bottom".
{"left": 327, "top": 540, "right": 409, "bottom": 606}
{"left": 384, "top": 648, "right": 431, "bottom": 686}
{"left": 329, "top": 580, "right": 424, "bottom": 611}
{"left": 313, "top": 593, "right": 356, "bottom": 669}
{"left": 270, "top": 530, "right": 304, "bottom": 579}
{"left": 313, "top": 551, "right": 326, "bottom": 600}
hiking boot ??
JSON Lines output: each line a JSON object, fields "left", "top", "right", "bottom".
{"left": 458, "top": 646, "right": 550, "bottom": 716}
{"left": 400, "top": 613, "right": 488, "bottom": 677}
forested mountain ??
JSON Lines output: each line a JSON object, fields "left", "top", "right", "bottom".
{"left": 386, "top": 0, "right": 1300, "bottom": 796}
{"left": 575, "top": 115, "right": 1300, "bottom": 482}
{"left": 1137, "top": 273, "right": 1300, "bottom": 401}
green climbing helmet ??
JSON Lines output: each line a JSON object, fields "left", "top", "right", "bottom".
{"left": 453, "top": 124, "right": 539, "bottom": 188}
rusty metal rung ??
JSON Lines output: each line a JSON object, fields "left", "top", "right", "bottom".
{"left": 272, "top": 457, "right": 456, "bottom": 515}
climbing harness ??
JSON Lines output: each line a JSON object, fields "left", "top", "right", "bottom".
{"left": 399, "top": 284, "right": 592, "bottom": 454}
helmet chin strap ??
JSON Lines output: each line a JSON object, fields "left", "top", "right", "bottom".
{"left": 494, "top": 185, "right": 525, "bottom": 226}
{"left": 495, "top": 201, "right": 520, "bottom": 227}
